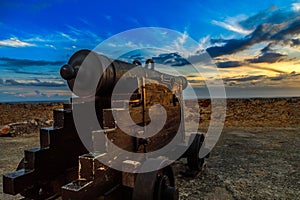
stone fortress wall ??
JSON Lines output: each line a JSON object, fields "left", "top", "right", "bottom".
{"left": 0, "top": 98, "right": 299, "bottom": 136}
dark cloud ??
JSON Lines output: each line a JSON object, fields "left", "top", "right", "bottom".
{"left": 271, "top": 19, "right": 300, "bottom": 40}
{"left": 265, "top": 10, "right": 298, "bottom": 25}
{"left": 186, "top": 75, "right": 198, "bottom": 78}
{"left": 244, "top": 64, "right": 286, "bottom": 74}
{"left": 270, "top": 73, "right": 288, "bottom": 81}
{"left": 270, "top": 71, "right": 300, "bottom": 81}
{"left": 260, "top": 43, "right": 274, "bottom": 53}
{"left": 207, "top": 10, "right": 300, "bottom": 58}
{"left": 5, "top": 79, "right": 65, "bottom": 87}
{"left": 121, "top": 52, "right": 191, "bottom": 66}
{"left": 0, "top": 57, "right": 64, "bottom": 67}
{"left": 222, "top": 71, "right": 300, "bottom": 87}
{"left": 223, "top": 75, "right": 266, "bottom": 82}
{"left": 291, "top": 39, "right": 300, "bottom": 46}
{"left": 210, "top": 38, "right": 227, "bottom": 44}
{"left": 245, "top": 40, "right": 290, "bottom": 65}
{"left": 240, "top": 9, "right": 298, "bottom": 30}
{"left": 152, "top": 53, "right": 189, "bottom": 66}
{"left": 290, "top": 71, "right": 300, "bottom": 76}
{"left": 207, "top": 24, "right": 272, "bottom": 57}
{"left": 216, "top": 61, "right": 242, "bottom": 68}
{"left": 207, "top": 38, "right": 252, "bottom": 57}
{"left": 187, "top": 80, "right": 198, "bottom": 83}
{"left": 246, "top": 52, "right": 287, "bottom": 63}
{"left": 240, "top": 10, "right": 270, "bottom": 29}
{"left": 269, "top": 71, "right": 300, "bottom": 81}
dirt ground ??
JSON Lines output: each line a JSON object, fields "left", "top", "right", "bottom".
{"left": 1, "top": 127, "right": 299, "bottom": 199}
{"left": 0, "top": 133, "right": 40, "bottom": 200}
{"left": 177, "top": 127, "right": 300, "bottom": 200}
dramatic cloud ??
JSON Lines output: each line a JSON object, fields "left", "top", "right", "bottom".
{"left": 260, "top": 43, "right": 273, "bottom": 53}
{"left": 0, "top": 37, "right": 36, "bottom": 48}
{"left": 271, "top": 19, "right": 300, "bottom": 40}
{"left": 187, "top": 79, "right": 204, "bottom": 84}
{"left": 220, "top": 71, "right": 300, "bottom": 88}
{"left": 207, "top": 9, "right": 300, "bottom": 58}
{"left": 246, "top": 52, "right": 287, "bottom": 63}
{"left": 207, "top": 24, "right": 271, "bottom": 57}
{"left": 240, "top": 6, "right": 299, "bottom": 31}
{"left": 152, "top": 53, "right": 189, "bottom": 66}
{"left": 212, "top": 15, "right": 253, "bottom": 35}
{"left": 291, "top": 39, "right": 300, "bottom": 46}
{"left": 290, "top": 71, "right": 300, "bottom": 76}
{"left": 268, "top": 71, "right": 300, "bottom": 81}
{"left": 270, "top": 73, "right": 288, "bottom": 81}
{"left": 244, "top": 64, "right": 286, "bottom": 74}
{"left": 223, "top": 75, "right": 266, "bottom": 83}
{"left": 0, "top": 57, "right": 64, "bottom": 67}
{"left": 216, "top": 61, "right": 242, "bottom": 68}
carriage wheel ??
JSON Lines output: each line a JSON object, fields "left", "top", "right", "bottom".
{"left": 132, "top": 159, "right": 179, "bottom": 200}
{"left": 187, "top": 133, "right": 205, "bottom": 171}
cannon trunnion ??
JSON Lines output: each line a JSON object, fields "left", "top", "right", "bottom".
{"left": 3, "top": 50, "right": 207, "bottom": 199}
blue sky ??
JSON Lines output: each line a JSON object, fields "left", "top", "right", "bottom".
{"left": 1, "top": 0, "right": 300, "bottom": 101}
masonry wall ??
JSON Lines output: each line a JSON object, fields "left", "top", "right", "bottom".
{"left": 0, "top": 102, "right": 64, "bottom": 125}
{"left": 196, "top": 98, "right": 300, "bottom": 127}
{"left": 0, "top": 103, "right": 64, "bottom": 136}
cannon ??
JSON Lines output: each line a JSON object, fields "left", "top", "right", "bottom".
{"left": 3, "top": 49, "right": 208, "bottom": 199}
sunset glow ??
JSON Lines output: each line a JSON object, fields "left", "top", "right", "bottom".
{"left": 0, "top": 0, "right": 300, "bottom": 101}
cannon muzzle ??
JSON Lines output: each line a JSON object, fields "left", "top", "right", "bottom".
{"left": 60, "top": 64, "right": 75, "bottom": 80}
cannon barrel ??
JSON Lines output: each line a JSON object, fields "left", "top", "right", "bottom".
{"left": 3, "top": 49, "right": 210, "bottom": 200}
{"left": 60, "top": 50, "right": 187, "bottom": 97}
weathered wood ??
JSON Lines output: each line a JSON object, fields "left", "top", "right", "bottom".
{"left": 3, "top": 50, "right": 190, "bottom": 199}
{"left": 3, "top": 105, "right": 88, "bottom": 198}
{"left": 122, "top": 160, "right": 141, "bottom": 188}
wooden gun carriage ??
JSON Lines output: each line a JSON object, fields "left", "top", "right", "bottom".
{"left": 3, "top": 50, "right": 207, "bottom": 199}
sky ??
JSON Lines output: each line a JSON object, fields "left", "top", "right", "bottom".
{"left": 0, "top": 0, "right": 300, "bottom": 102}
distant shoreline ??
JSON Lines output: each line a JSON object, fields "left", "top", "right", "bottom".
{"left": 1, "top": 96, "right": 300, "bottom": 104}
{"left": 0, "top": 100, "right": 69, "bottom": 104}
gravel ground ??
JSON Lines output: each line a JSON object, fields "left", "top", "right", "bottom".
{"left": 177, "top": 127, "right": 300, "bottom": 200}
{"left": 0, "top": 133, "right": 40, "bottom": 200}
{"left": 1, "top": 127, "right": 299, "bottom": 199}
